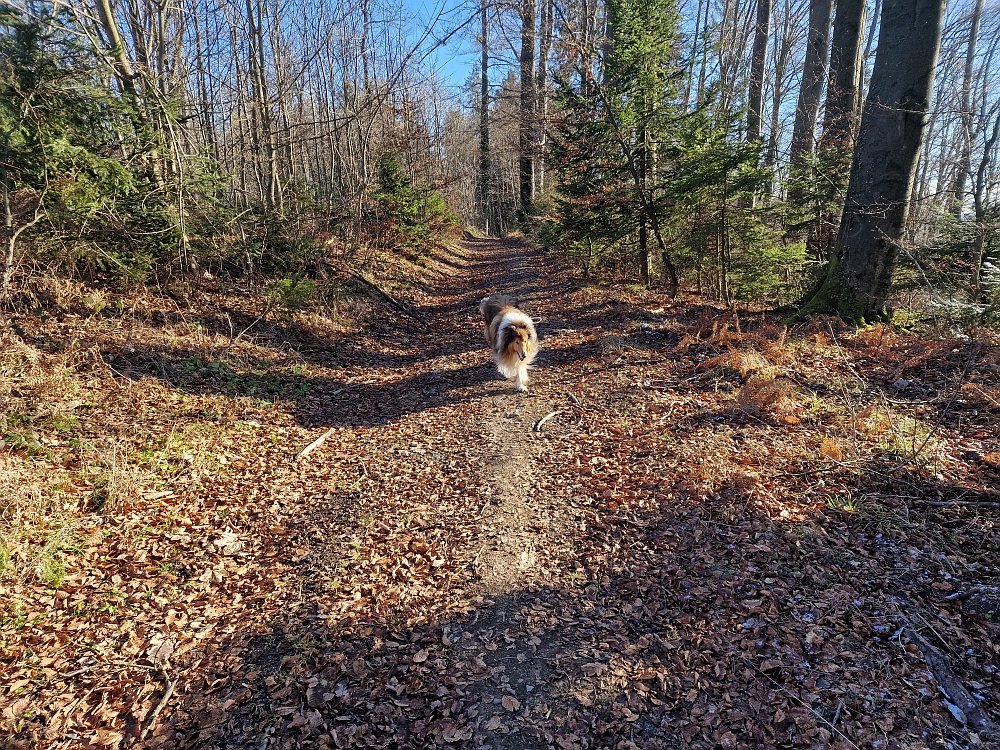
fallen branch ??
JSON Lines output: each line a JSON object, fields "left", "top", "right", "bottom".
{"left": 349, "top": 270, "right": 430, "bottom": 331}
{"left": 918, "top": 500, "right": 1000, "bottom": 508}
{"left": 293, "top": 427, "right": 336, "bottom": 463}
{"left": 897, "top": 616, "right": 998, "bottom": 734}
{"left": 137, "top": 667, "right": 177, "bottom": 744}
{"left": 533, "top": 411, "right": 560, "bottom": 432}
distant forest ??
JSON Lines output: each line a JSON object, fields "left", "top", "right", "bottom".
{"left": 1, "top": 0, "right": 997, "bottom": 323}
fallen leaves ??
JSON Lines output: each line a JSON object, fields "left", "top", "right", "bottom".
{"left": 500, "top": 694, "right": 520, "bottom": 711}
{"left": 1, "top": 239, "right": 998, "bottom": 750}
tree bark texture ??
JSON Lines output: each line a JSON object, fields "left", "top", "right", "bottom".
{"left": 952, "top": 0, "right": 985, "bottom": 217}
{"left": 519, "top": 0, "right": 537, "bottom": 215}
{"left": 799, "top": 0, "right": 947, "bottom": 321}
{"left": 819, "top": 0, "right": 867, "bottom": 151}
{"left": 789, "top": 0, "right": 833, "bottom": 166}
{"left": 746, "top": 0, "right": 770, "bottom": 144}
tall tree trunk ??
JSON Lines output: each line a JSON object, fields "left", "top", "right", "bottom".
{"left": 534, "top": 0, "right": 553, "bottom": 196}
{"left": 796, "top": 0, "right": 947, "bottom": 322}
{"left": 478, "top": 0, "right": 492, "bottom": 234}
{"left": 765, "top": 1, "right": 795, "bottom": 176}
{"left": 971, "top": 111, "right": 1000, "bottom": 299}
{"left": 245, "top": 0, "right": 276, "bottom": 207}
{"left": 819, "top": 0, "right": 867, "bottom": 151}
{"left": 862, "top": 0, "right": 881, "bottom": 60}
{"left": 94, "top": 0, "right": 142, "bottom": 110}
{"left": 789, "top": 0, "right": 833, "bottom": 168}
{"left": 519, "top": 0, "right": 537, "bottom": 217}
{"left": 695, "top": 0, "right": 710, "bottom": 105}
{"left": 684, "top": 0, "right": 704, "bottom": 110}
{"left": 746, "top": 0, "right": 771, "bottom": 144}
{"left": 638, "top": 119, "right": 649, "bottom": 284}
{"left": 810, "top": 0, "right": 867, "bottom": 259}
{"left": 952, "top": 0, "right": 985, "bottom": 218}
{"left": 192, "top": 10, "right": 219, "bottom": 163}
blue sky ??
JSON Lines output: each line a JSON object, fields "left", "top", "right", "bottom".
{"left": 402, "top": 0, "right": 480, "bottom": 90}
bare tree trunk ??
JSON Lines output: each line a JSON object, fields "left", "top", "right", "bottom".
{"left": 971, "top": 111, "right": 1000, "bottom": 299}
{"left": 638, "top": 119, "right": 649, "bottom": 284}
{"left": 746, "top": 0, "right": 771, "bottom": 144}
{"left": 534, "top": 0, "right": 553, "bottom": 196}
{"left": 797, "top": 0, "right": 947, "bottom": 321}
{"left": 819, "top": 0, "right": 867, "bottom": 151}
{"left": 696, "top": 0, "right": 711, "bottom": 105}
{"left": 245, "top": 0, "right": 276, "bottom": 208}
{"left": 684, "top": 0, "right": 704, "bottom": 110}
{"left": 952, "top": 0, "right": 985, "bottom": 217}
{"left": 1, "top": 153, "right": 14, "bottom": 292}
{"left": 95, "top": 0, "right": 142, "bottom": 110}
{"left": 765, "top": 0, "right": 797, "bottom": 178}
{"left": 192, "top": 10, "right": 219, "bottom": 163}
{"left": 519, "top": 0, "right": 537, "bottom": 216}
{"left": 478, "top": 0, "right": 492, "bottom": 234}
{"left": 864, "top": 0, "right": 881, "bottom": 52}
{"left": 789, "top": 0, "right": 833, "bottom": 168}
{"left": 807, "top": 0, "right": 867, "bottom": 259}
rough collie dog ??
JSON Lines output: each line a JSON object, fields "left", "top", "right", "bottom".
{"left": 480, "top": 295, "right": 538, "bottom": 392}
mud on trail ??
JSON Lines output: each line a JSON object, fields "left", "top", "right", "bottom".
{"left": 2, "top": 236, "right": 1000, "bottom": 749}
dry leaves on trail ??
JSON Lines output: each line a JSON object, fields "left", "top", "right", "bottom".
{"left": 1, "top": 238, "right": 998, "bottom": 750}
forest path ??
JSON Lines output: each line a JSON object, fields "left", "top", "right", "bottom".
{"left": 5, "top": 237, "right": 997, "bottom": 750}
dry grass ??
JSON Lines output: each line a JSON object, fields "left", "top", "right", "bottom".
{"left": 737, "top": 376, "right": 797, "bottom": 414}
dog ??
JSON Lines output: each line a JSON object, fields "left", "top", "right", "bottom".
{"left": 480, "top": 295, "right": 538, "bottom": 392}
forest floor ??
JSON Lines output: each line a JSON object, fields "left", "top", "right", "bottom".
{"left": 1, "top": 236, "right": 1000, "bottom": 750}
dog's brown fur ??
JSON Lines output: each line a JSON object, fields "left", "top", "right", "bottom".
{"left": 480, "top": 295, "right": 538, "bottom": 392}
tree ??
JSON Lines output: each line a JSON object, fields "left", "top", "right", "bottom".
{"left": 534, "top": 0, "right": 554, "bottom": 197}
{"left": 746, "top": 0, "right": 771, "bottom": 145}
{"left": 795, "top": 0, "right": 867, "bottom": 261}
{"left": 547, "top": 0, "right": 683, "bottom": 292}
{"left": 819, "top": 0, "right": 867, "bottom": 152}
{"left": 797, "top": 0, "right": 948, "bottom": 321}
{"left": 788, "top": 0, "right": 833, "bottom": 175}
{"left": 519, "top": 0, "right": 537, "bottom": 217}
{"left": 953, "top": 0, "right": 985, "bottom": 217}
{"left": 593, "top": 0, "right": 683, "bottom": 290}
{"left": 478, "top": 0, "right": 494, "bottom": 233}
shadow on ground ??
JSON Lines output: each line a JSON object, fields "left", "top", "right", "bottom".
{"left": 148, "top": 481, "right": 996, "bottom": 749}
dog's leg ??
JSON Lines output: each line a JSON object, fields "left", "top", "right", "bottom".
{"left": 514, "top": 365, "right": 529, "bottom": 392}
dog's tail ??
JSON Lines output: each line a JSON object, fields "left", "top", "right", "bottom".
{"left": 480, "top": 294, "right": 514, "bottom": 323}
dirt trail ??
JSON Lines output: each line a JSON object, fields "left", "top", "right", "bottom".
{"left": 4, "top": 236, "right": 999, "bottom": 750}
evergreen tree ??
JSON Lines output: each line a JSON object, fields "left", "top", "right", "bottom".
{"left": 0, "top": 8, "right": 171, "bottom": 283}
{"left": 546, "top": 0, "right": 684, "bottom": 291}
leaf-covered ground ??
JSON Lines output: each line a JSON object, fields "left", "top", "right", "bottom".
{"left": 2, "top": 237, "right": 999, "bottom": 750}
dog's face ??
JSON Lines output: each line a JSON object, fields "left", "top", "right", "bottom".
{"left": 503, "top": 323, "right": 533, "bottom": 361}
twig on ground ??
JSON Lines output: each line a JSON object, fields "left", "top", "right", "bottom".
{"left": 230, "top": 310, "right": 268, "bottom": 348}
{"left": 768, "top": 458, "right": 867, "bottom": 480}
{"left": 832, "top": 698, "right": 844, "bottom": 730}
{"left": 293, "top": 427, "right": 336, "bottom": 463}
{"left": 745, "top": 658, "right": 862, "bottom": 750}
{"left": 888, "top": 345, "right": 979, "bottom": 474}
{"left": 918, "top": 500, "right": 1000, "bottom": 508}
{"left": 533, "top": 411, "right": 560, "bottom": 431}
{"left": 137, "top": 667, "right": 177, "bottom": 744}
{"left": 897, "top": 615, "right": 998, "bottom": 734}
